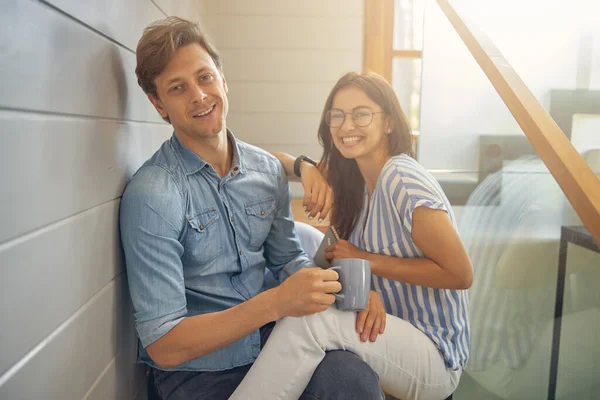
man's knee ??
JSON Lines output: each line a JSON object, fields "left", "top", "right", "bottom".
{"left": 301, "top": 350, "right": 384, "bottom": 400}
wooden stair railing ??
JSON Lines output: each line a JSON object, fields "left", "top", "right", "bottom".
{"left": 435, "top": 0, "right": 600, "bottom": 245}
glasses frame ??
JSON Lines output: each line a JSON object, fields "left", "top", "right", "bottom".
{"left": 325, "top": 108, "right": 385, "bottom": 128}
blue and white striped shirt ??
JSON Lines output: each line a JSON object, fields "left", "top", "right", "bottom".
{"left": 349, "top": 154, "right": 470, "bottom": 370}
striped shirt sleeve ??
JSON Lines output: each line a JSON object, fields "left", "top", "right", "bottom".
{"left": 384, "top": 159, "right": 448, "bottom": 233}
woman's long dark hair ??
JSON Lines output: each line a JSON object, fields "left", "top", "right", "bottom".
{"left": 318, "top": 72, "right": 414, "bottom": 240}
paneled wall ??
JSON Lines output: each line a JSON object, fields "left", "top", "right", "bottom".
{"left": 0, "top": 1, "right": 210, "bottom": 398}
{"left": 212, "top": 0, "right": 364, "bottom": 196}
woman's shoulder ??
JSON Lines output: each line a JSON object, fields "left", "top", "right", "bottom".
{"left": 381, "top": 154, "right": 432, "bottom": 186}
{"left": 379, "top": 154, "right": 445, "bottom": 199}
{"left": 385, "top": 153, "right": 424, "bottom": 171}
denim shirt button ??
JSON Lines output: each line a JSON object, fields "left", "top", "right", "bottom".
{"left": 239, "top": 250, "right": 243, "bottom": 256}
{"left": 260, "top": 211, "right": 265, "bottom": 215}
{"left": 199, "top": 225, "right": 204, "bottom": 230}
{"left": 231, "top": 216, "right": 235, "bottom": 223}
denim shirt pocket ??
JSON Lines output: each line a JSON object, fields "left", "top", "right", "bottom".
{"left": 244, "top": 197, "right": 276, "bottom": 249}
{"left": 185, "top": 208, "right": 221, "bottom": 263}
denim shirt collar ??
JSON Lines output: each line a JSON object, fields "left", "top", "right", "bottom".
{"left": 170, "top": 128, "right": 245, "bottom": 176}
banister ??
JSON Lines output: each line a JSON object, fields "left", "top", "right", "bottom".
{"left": 436, "top": 0, "right": 600, "bottom": 245}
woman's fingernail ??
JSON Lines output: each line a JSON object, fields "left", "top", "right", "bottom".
{"left": 308, "top": 216, "right": 314, "bottom": 220}
{"left": 358, "top": 326, "right": 363, "bottom": 333}
{"left": 318, "top": 218, "right": 323, "bottom": 223}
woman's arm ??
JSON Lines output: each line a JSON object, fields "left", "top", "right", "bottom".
{"left": 325, "top": 207, "right": 473, "bottom": 290}
{"left": 270, "top": 152, "right": 333, "bottom": 221}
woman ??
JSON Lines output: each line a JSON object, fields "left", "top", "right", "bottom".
{"left": 231, "top": 72, "right": 472, "bottom": 400}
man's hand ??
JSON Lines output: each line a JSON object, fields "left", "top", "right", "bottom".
{"left": 325, "top": 240, "right": 367, "bottom": 262}
{"left": 300, "top": 162, "right": 333, "bottom": 222}
{"left": 356, "top": 291, "right": 387, "bottom": 342}
{"left": 273, "top": 268, "right": 341, "bottom": 318}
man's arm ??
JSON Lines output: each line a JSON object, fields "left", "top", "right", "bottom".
{"left": 270, "top": 152, "right": 332, "bottom": 221}
{"left": 120, "top": 166, "right": 340, "bottom": 369}
{"left": 262, "top": 163, "right": 316, "bottom": 281}
{"left": 144, "top": 269, "right": 341, "bottom": 368}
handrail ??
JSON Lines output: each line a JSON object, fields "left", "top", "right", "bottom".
{"left": 436, "top": 0, "right": 600, "bottom": 245}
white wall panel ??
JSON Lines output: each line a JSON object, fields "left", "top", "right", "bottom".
{"left": 213, "top": 0, "right": 363, "bottom": 167}
{"left": 0, "top": 0, "right": 209, "bottom": 398}
{"left": 217, "top": 15, "right": 363, "bottom": 50}
{"left": 153, "top": 0, "right": 206, "bottom": 21}
{"left": 0, "top": 201, "right": 123, "bottom": 377}
{"left": 227, "top": 112, "right": 322, "bottom": 145}
{"left": 0, "top": 111, "right": 171, "bottom": 243}
{"left": 0, "top": 0, "right": 161, "bottom": 123}
{"left": 45, "top": 0, "right": 165, "bottom": 50}
{"left": 258, "top": 143, "right": 324, "bottom": 162}
{"left": 83, "top": 325, "right": 144, "bottom": 400}
{"left": 214, "top": 0, "right": 363, "bottom": 17}
{"left": 0, "top": 277, "right": 134, "bottom": 400}
{"left": 221, "top": 49, "right": 360, "bottom": 83}
{"left": 228, "top": 82, "right": 334, "bottom": 113}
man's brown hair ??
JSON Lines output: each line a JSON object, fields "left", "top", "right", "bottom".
{"left": 135, "top": 16, "right": 222, "bottom": 99}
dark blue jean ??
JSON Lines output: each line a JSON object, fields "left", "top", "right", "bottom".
{"left": 150, "top": 323, "right": 384, "bottom": 400}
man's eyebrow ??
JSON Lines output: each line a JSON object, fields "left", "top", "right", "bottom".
{"left": 164, "top": 68, "right": 210, "bottom": 87}
{"left": 165, "top": 76, "right": 183, "bottom": 87}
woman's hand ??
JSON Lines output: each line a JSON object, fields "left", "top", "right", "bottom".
{"left": 324, "top": 240, "right": 367, "bottom": 262}
{"left": 356, "top": 291, "right": 386, "bottom": 342}
{"left": 300, "top": 162, "right": 333, "bottom": 222}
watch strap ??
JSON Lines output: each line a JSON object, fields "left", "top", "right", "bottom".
{"left": 293, "top": 155, "right": 317, "bottom": 177}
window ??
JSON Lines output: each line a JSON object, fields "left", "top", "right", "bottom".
{"left": 364, "top": 0, "right": 425, "bottom": 131}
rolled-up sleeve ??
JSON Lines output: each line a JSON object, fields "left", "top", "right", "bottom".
{"left": 119, "top": 166, "right": 187, "bottom": 348}
{"left": 263, "top": 164, "right": 312, "bottom": 283}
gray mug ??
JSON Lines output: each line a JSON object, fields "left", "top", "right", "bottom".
{"left": 330, "top": 258, "right": 371, "bottom": 311}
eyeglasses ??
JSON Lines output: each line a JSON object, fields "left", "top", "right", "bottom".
{"left": 324, "top": 107, "right": 385, "bottom": 128}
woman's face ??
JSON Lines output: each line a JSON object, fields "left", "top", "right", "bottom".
{"left": 328, "top": 86, "right": 390, "bottom": 162}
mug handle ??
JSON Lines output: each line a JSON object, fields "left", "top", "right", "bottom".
{"left": 329, "top": 266, "right": 344, "bottom": 301}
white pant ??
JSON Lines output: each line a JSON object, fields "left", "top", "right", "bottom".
{"left": 230, "top": 306, "right": 461, "bottom": 400}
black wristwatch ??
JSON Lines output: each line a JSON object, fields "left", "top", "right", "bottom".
{"left": 293, "top": 155, "right": 317, "bottom": 177}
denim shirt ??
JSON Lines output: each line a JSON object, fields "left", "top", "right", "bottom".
{"left": 119, "top": 131, "right": 312, "bottom": 371}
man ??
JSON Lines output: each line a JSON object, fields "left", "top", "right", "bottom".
{"left": 119, "top": 17, "right": 384, "bottom": 399}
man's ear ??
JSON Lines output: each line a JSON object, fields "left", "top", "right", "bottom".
{"left": 221, "top": 73, "right": 228, "bottom": 93}
{"left": 147, "top": 93, "right": 169, "bottom": 120}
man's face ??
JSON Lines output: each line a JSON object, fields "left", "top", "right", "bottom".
{"left": 149, "top": 43, "right": 228, "bottom": 143}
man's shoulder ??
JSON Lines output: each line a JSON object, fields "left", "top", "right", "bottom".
{"left": 123, "top": 140, "right": 186, "bottom": 203}
{"left": 140, "top": 138, "right": 182, "bottom": 175}
{"left": 236, "top": 140, "right": 282, "bottom": 177}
